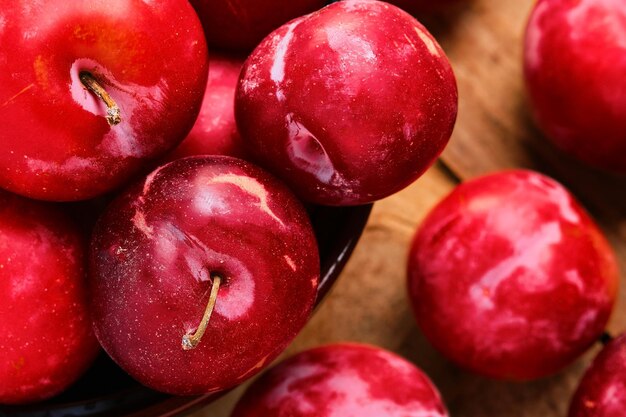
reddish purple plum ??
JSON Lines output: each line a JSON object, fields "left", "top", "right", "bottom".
{"left": 166, "top": 54, "right": 248, "bottom": 162}
{"left": 569, "top": 334, "right": 626, "bottom": 417}
{"left": 524, "top": 0, "right": 626, "bottom": 172}
{"left": 408, "top": 170, "right": 619, "bottom": 380}
{"left": 231, "top": 343, "right": 449, "bottom": 417}
{"left": 0, "top": 0, "right": 208, "bottom": 201}
{"left": 89, "top": 156, "right": 320, "bottom": 395}
{"left": 236, "top": 0, "right": 458, "bottom": 205}
{"left": 189, "top": 0, "right": 327, "bottom": 51}
{"left": 0, "top": 191, "right": 99, "bottom": 404}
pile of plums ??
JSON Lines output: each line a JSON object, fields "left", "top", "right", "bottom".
{"left": 0, "top": 0, "right": 624, "bottom": 415}
{"left": 0, "top": 0, "right": 456, "bottom": 406}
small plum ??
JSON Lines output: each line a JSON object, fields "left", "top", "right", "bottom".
{"left": 0, "top": 191, "right": 99, "bottom": 404}
{"left": 524, "top": 0, "right": 626, "bottom": 172}
{"left": 407, "top": 170, "right": 618, "bottom": 380}
{"left": 569, "top": 334, "right": 626, "bottom": 417}
{"left": 231, "top": 343, "right": 449, "bottom": 417}
{"left": 89, "top": 156, "right": 320, "bottom": 395}
{"left": 236, "top": 0, "right": 457, "bottom": 205}
{"left": 0, "top": 0, "right": 208, "bottom": 201}
{"left": 166, "top": 54, "right": 247, "bottom": 161}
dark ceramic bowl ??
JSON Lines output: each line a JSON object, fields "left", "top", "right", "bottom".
{"left": 1, "top": 204, "right": 372, "bottom": 417}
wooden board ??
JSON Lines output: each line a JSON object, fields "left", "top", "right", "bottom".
{"left": 192, "top": 1, "right": 626, "bottom": 416}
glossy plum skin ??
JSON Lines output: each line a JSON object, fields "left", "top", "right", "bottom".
{"left": 0, "top": 0, "right": 208, "bottom": 201}
{"left": 0, "top": 191, "right": 99, "bottom": 404}
{"left": 166, "top": 55, "right": 247, "bottom": 161}
{"left": 408, "top": 170, "right": 618, "bottom": 380}
{"left": 231, "top": 343, "right": 449, "bottom": 417}
{"left": 189, "top": 0, "right": 326, "bottom": 51}
{"left": 524, "top": 0, "right": 626, "bottom": 172}
{"left": 89, "top": 156, "right": 320, "bottom": 395}
{"left": 236, "top": 0, "right": 458, "bottom": 206}
{"left": 569, "top": 334, "right": 626, "bottom": 417}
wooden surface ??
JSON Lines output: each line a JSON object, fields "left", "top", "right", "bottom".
{"left": 192, "top": 1, "right": 626, "bottom": 416}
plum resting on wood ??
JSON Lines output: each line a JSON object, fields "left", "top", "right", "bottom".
{"left": 569, "top": 334, "right": 626, "bottom": 417}
{"left": 408, "top": 170, "right": 618, "bottom": 380}
{"left": 231, "top": 343, "right": 449, "bottom": 417}
{"left": 524, "top": 0, "right": 626, "bottom": 172}
{"left": 236, "top": 0, "right": 458, "bottom": 206}
{"left": 89, "top": 156, "right": 319, "bottom": 395}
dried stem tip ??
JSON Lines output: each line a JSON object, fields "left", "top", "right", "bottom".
{"left": 600, "top": 332, "right": 614, "bottom": 346}
{"left": 79, "top": 71, "right": 121, "bottom": 126}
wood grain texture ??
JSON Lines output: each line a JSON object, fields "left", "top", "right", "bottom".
{"left": 192, "top": 0, "right": 626, "bottom": 415}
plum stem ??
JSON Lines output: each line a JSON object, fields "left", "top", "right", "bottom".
{"left": 182, "top": 274, "right": 222, "bottom": 351}
{"left": 79, "top": 71, "right": 121, "bottom": 126}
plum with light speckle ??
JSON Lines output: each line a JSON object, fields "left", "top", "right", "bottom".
{"left": 408, "top": 170, "right": 618, "bottom": 380}
{"left": 235, "top": 0, "right": 458, "bottom": 206}
{"left": 165, "top": 54, "right": 248, "bottom": 162}
{"left": 0, "top": 191, "right": 99, "bottom": 404}
{"left": 230, "top": 343, "right": 449, "bottom": 417}
{"left": 524, "top": 0, "right": 626, "bottom": 172}
{"left": 569, "top": 334, "right": 626, "bottom": 417}
{"left": 189, "top": 0, "right": 327, "bottom": 51}
{"left": 88, "top": 156, "right": 320, "bottom": 395}
{"left": 0, "top": 0, "right": 208, "bottom": 201}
